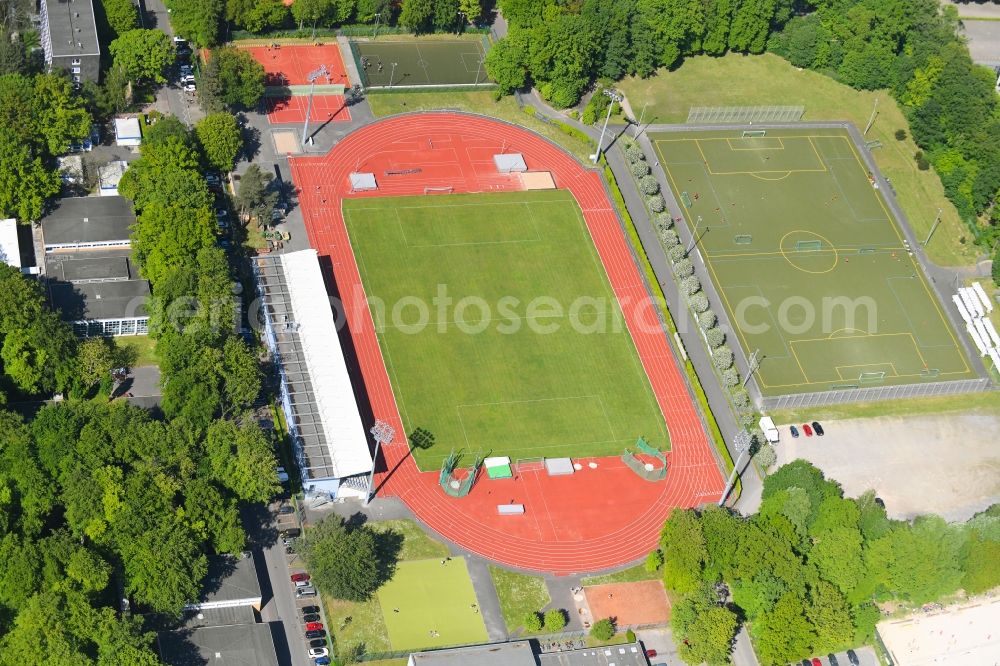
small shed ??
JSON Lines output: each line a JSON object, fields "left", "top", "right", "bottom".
{"left": 114, "top": 117, "right": 142, "bottom": 147}
{"left": 99, "top": 161, "right": 129, "bottom": 196}
{"left": 494, "top": 153, "right": 527, "bottom": 173}
{"left": 349, "top": 172, "right": 377, "bottom": 192}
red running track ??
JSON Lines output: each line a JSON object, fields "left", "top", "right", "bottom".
{"left": 289, "top": 113, "right": 725, "bottom": 574}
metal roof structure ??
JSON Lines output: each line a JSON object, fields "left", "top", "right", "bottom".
{"left": 494, "top": 152, "right": 527, "bottom": 173}
{"left": 254, "top": 250, "right": 372, "bottom": 483}
{"left": 158, "top": 624, "right": 279, "bottom": 666}
{"left": 409, "top": 641, "right": 537, "bottom": 666}
{"left": 48, "top": 279, "right": 150, "bottom": 321}
{"left": 41, "top": 196, "right": 135, "bottom": 250}
{"left": 185, "top": 553, "right": 262, "bottom": 611}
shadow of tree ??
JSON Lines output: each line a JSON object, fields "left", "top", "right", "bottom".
{"left": 372, "top": 527, "right": 404, "bottom": 588}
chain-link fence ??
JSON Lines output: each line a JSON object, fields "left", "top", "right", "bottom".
{"left": 686, "top": 105, "right": 805, "bottom": 123}
{"left": 761, "top": 377, "right": 993, "bottom": 410}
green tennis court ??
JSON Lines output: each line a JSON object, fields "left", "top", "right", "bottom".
{"left": 651, "top": 127, "right": 976, "bottom": 395}
{"left": 350, "top": 38, "right": 489, "bottom": 88}
{"left": 343, "top": 190, "right": 669, "bottom": 470}
{"left": 376, "top": 557, "right": 488, "bottom": 650}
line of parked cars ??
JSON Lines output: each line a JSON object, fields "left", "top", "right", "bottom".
{"left": 292, "top": 573, "right": 330, "bottom": 664}
{"left": 799, "top": 649, "right": 860, "bottom": 666}
{"left": 790, "top": 420, "right": 825, "bottom": 438}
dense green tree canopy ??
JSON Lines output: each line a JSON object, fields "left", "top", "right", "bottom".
{"left": 198, "top": 48, "right": 267, "bottom": 112}
{"left": 109, "top": 29, "right": 175, "bottom": 84}
{"left": 301, "top": 516, "right": 381, "bottom": 601}
{"left": 195, "top": 112, "right": 244, "bottom": 172}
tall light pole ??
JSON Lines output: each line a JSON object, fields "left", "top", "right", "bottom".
{"left": 364, "top": 420, "right": 395, "bottom": 506}
{"left": 923, "top": 208, "right": 943, "bottom": 247}
{"left": 864, "top": 97, "right": 879, "bottom": 136}
{"left": 456, "top": 10, "right": 465, "bottom": 34}
{"left": 633, "top": 101, "right": 648, "bottom": 138}
{"left": 685, "top": 215, "right": 704, "bottom": 255}
{"left": 592, "top": 89, "right": 623, "bottom": 164}
{"left": 742, "top": 348, "right": 761, "bottom": 387}
{"left": 388, "top": 61, "right": 398, "bottom": 89}
{"left": 718, "top": 429, "right": 753, "bottom": 507}
{"left": 301, "top": 64, "right": 329, "bottom": 146}
{"left": 372, "top": 13, "right": 381, "bottom": 39}
{"left": 474, "top": 56, "right": 484, "bottom": 85}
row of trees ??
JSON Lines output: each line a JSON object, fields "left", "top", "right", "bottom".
{"left": 164, "top": 0, "right": 485, "bottom": 46}
{"left": 487, "top": 0, "right": 797, "bottom": 107}
{"left": 660, "top": 461, "right": 1000, "bottom": 665}
{"left": 767, "top": 0, "right": 1000, "bottom": 255}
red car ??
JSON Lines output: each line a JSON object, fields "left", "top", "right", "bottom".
{"left": 645, "top": 649, "right": 657, "bottom": 658}
{"left": 290, "top": 572, "right": 310, "bottom": 583}
{"left": 305, "top": 622, "right": 324, "bottom": 632}
{"left": 802, "top": 423, "right": 814, "bottom": 437}
{"left": 811, "top": 658, "right": 822, "bottom": 666}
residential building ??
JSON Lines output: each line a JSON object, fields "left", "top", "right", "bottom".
{"left": 39, "top": 0, "right": 100, "bottom": 84}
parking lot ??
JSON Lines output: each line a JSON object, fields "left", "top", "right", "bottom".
{"left": 775, "top": 413, "right": 1000, "bottom": 521}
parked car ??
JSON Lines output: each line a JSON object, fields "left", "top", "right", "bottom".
{"left": 281, "top": 528, "right": 301, "bottom": 538}
{"left": 790, "top": 425, "right": 799, "bottom": 438}
{"left": 847, "top": 650, "right": 860, "bottom": 665}
{"left": 305, "top": 622, "right": 324, "bottom": 632}
{"left": 290, "top": 572, "right": 310, "bottom": 583}
{"left": 812, "top": 421, "right": 825, "bottom": 436}
{"left": 301, "top": 605, "right": 320, "bottom": 615}
{"left": 205, "top": 173, "right": 222, "bottom": 186}
{"left": 645, "top": 649, "right": 657, "bottom": 658}
{"left": 304, "top": 629, "right": 325, "bottom": 639}
{"left": 315, "top": 658, "right": 331, "bottom": 666}
{"left": 296, "top": 586, "right": 317, "bottom": 598}
{"left": 802, "top": 423, "right": 814, "bottom": 437}
{"left": 276, "top": 466, "right": 289, "bottom": 483}
{"left": 828, "top": 654, "right": 840, "bottom": 666}
{"left": 811, "top": 658, "right": 822, "bottom": 666}
{"left": 278, "top": 505, "right": 295, "bottom": 515}
{"left": 801, "top": 660, "right": 811, "bottom": 666}
{"left": 308, "top": 647, "right": 329, "bottom": 658}
{"left": 183, "top": 83, "right": 196, "bottom": 92}
{"left": 302, "top": 613, "right": 320, "bottom": 623}
{"left": 308, "top": 638, "right": 327, "bottom": 649}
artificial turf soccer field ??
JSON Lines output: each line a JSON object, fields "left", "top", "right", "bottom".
{"left": 651, "top": 127, "right": 976, "bottom": 395}
{"left": 349, "top": 38, "right": 489, "bottom": 88}
{"left": 343, "top": 190, "right": 669, "bottom": 470}
{"left": 376, "top": 557, "right": 488, "bottom": 650}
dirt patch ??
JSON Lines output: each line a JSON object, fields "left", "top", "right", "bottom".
{"left": 583, "top": 580, "right": 671, "bottom": 627}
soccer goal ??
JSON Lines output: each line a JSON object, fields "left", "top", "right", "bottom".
{"left": 734, "top": 234, "right": 753, "bottom": 245}
{"left": 858, "top": 246, "right": 877, "bottom": 255}
{"left": 741, "top": 130, "right": 767, "bottom": 138}
{"left": 859, "top": 371, "right": 886, "bottom": 384}
{"left": 424, "top": 186, "right": 454, "bottom": 194}
{"left": 795, "top": 240, "right": 823, "bottom": 251}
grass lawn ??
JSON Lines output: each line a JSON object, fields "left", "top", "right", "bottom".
{"left": 343, "top": 190, "right": 669, "bottom": 470}
{"left": 489, "top": 566, "right": 551, "bottom": 635}
{"left": 581, "top": 563, "right": 661, "bottom": 586}
{"left": 376, "top": 557, "right": 488, "bottom": 651}
{"left": 618, "top": 53, "right": 978, "bottom": 267}
{"left": 366, "top": 91, "right": 594, "bottom": 163}
{"left": 119, "top": 335, "right": 158, "bottom": 367}
{"left": 368, "top": 520, "right": 449, "bottom": 561}
{"left": 651, "top": 127, "right": 975, "bottom": 395}
{"left": 322, "top": 520, "right": 451, "bottom": 660}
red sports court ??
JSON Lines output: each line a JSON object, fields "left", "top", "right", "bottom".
{"left": 288, "top": 114, "right": 725, "bottom": 574}
{"left": 243, "top": 43, "right": 349, "bottom": 87}
{"left": 265, "top": 95, "right": 350, "bottom": 124}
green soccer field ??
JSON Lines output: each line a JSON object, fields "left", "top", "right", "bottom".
{"left": 376, "top": 557, "right": 488, "bottom": 650}
{"left": 350, "top": 38, "right": 489, "bottom": 88}
{"left": 343, "top": 190, "right": 669, "bottom": 470}
{"left": 651, "top": 127, "right": 976, "bottom": 396}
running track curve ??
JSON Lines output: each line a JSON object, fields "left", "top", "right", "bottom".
{"left": 288, "top": 113, "right": 724, "bottom": 574}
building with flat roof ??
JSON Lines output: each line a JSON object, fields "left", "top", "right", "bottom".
{"left": 41, "top": 196, "right": 135, "bottom": 252}
{"left": 157, "top": 624, "right": 280, "bottom": 666}
{"left": 115, "top": 117, "right": 143, "bottom": 147}
{"left": 0, "top": 219, "right": 20, "bottom": 268}
{"left": 185, "top": 553, "right": 263, "bottom": 612}
{"left": 39, "top": 0, "right": 100, "bottom": 84}
{"left": 877, "top": 596, "right": 1000, "bottom": 665}
{"left": 99, "top": 161, "right": 130, "bottom": 196}
{"left": 40, "top": 197, "right": 149, "bottom": 336}
{"left": 253, "top": 250, "right": 373, "bottom": 498}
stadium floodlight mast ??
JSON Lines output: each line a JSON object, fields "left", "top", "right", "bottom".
{"left": 591, "top": 89, "right": 623, "bottom": 164}
{"left": 474, "top": 56, "right": 485, "bottom": 86}
{"left": 364, "top": 420, "right": 396, "bottom": 506}
{"left": 742, "top": 348, "right": 761, "bottom": 387}
{"left": 685, "top": 215, "right": 704, "bottom": 255}
{"left": 301, "top": 63, "right": 330, "bottom": 147}
{"left": 388, "top": 62, "right": 399, "bottom": 89}
{"left": 372, "top": 12, "right": 381, "bottom": 39}
{"left": 718, "top": 429, "right": 753, "bottom": 507}
{"left": 923, "top": 208, "right": 943, "bottom": 247}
